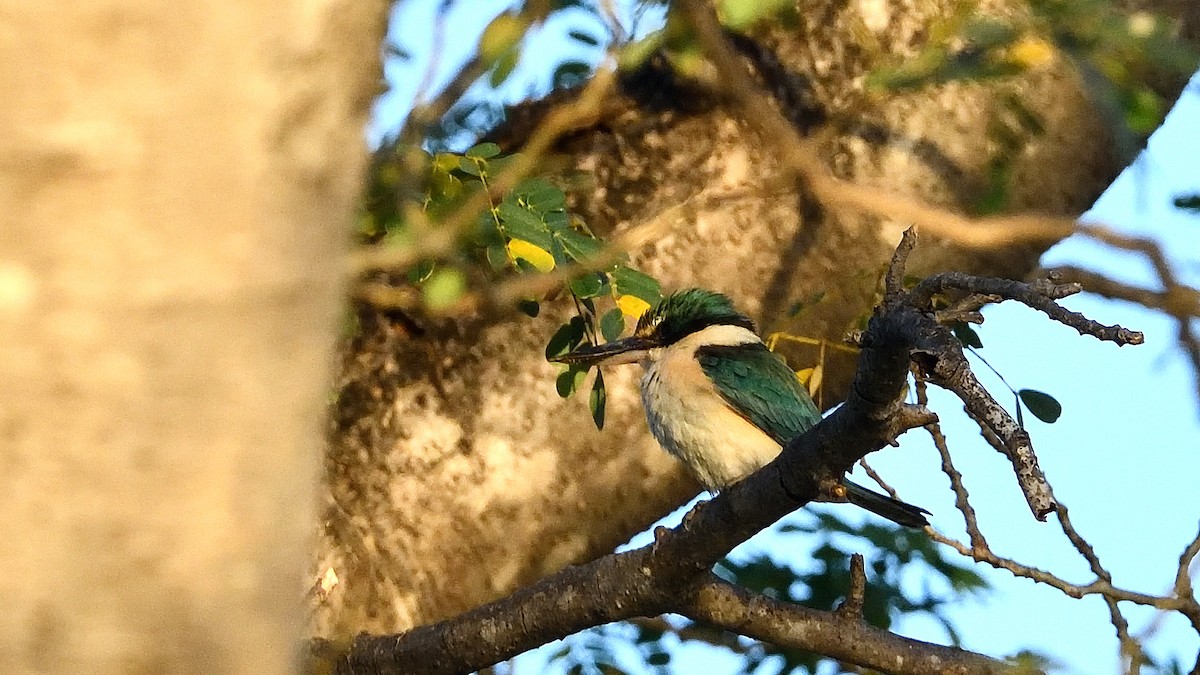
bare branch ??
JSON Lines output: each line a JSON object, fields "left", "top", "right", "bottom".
{"left": 857, "top": 458, "right": 901, "bottom": 500}
{"left": 1055, "top": 503, "right": 1141, "bottom": 669}
{"left": 681, "top": 575, "right": 1004, "bottom": 675}
{"left": 911, "top": 273, "right": 1144, "bottom": 346}
{"left": 1175, "top": 524, "right": 1200, "bottom": 601}
{"left": 1046, "top": 265, "right": 1200, "bottom": 317}
{"left": 1048, "top": 255, "right": 1200, "bottom": 410}
{"left": 835, "top": 554, "right": 867, "bottom": 622}
{"left": 902, "top": 308, "right": 1057, "bottom": 520}
{"left": 915, "top": 375, "right": 987, "bottom": 551}
{"left": 902, "top": 270, "right": 1145, "bottom": 519}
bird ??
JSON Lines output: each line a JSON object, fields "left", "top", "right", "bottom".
{"left": 551, "top": 287, "right": 929, "bottom": 528}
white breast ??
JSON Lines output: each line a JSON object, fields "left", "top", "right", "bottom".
{"left": 639, "top": 325, "right": 783, "bottom": 490}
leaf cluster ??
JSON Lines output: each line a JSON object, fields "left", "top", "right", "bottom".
{"left": 359, "top": 142, "right": 663, "bottom": 426}
{"left": 870, "top": 0, "right": 1199, "bottom": 162}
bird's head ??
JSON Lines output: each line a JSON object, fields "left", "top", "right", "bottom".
{"left": 550, "top": 288, "right": 755, "bottom": 367}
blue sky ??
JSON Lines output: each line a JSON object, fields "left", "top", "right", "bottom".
{"left": 381, "top": 1, "right": 1200, "bottom": 671}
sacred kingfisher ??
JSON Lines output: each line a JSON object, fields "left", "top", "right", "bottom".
{"left": 552, "top": 288, "right": 929, "bottom": 528}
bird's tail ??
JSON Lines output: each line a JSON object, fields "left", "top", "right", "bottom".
{"left": 842, "top": 480, "right": 930, "bottom": 529}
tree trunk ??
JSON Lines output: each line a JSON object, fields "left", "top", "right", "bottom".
{"left": 313, "top": 0, "right": 1198, "bottom": 637}
{"left": 0, "top": 1, "right": 383, "bottom": 672}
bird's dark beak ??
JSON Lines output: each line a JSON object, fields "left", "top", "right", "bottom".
{"left": 549, "top": 336, "right": 659, "bottom": 367}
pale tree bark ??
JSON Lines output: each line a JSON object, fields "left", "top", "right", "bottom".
{"left": 0, "top": 1, "right": 384, "bottom": 673}
{"left": 313, "top": 0, "right": 1199, "bottom": 641}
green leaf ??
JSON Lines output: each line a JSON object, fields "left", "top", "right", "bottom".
{"left": 962, "top": 17, "right": 1018, "bottom": 50}
{"left": 515, "top": 177, "right": 567, "bottom": 212}
{"left": 600, "top": 308, "right": 625, "bottom": 341}
{"left": 569, "top": 272, "right": 605, "bottom": 299}
{"left": 474, "top": 210, "right": 503, "bottom": 246}
{"left": 546, "top": 317, "right": 586, "bottom": 360}
{"left": 496, "top": 199, "right": 553, "bottom": 249}
{"left": 407, "top": 259, "right": 435, "bottom": 284}
{"left": 421, "top": 268, "right": 466, "bottom": 310}
{"left": 487, "top": 152, "right": 518, "bottom": 174}
{"left": 547, "top": 234, "right": 571, "bottom": 268}
{"left": 974, "top": 156, "right": 1013, "bottom": 216}
{"left": 465, "top": 142, "right": 501, "bottom": 159}
{"left": 720, "top": 0, "right": 794, "bottom": 30}
{"left": 431, "top": 151, "right": 460, "bottom": 174}
{"left": 485, "top": 243, "right": 510, "bottom": 271}
{"left": 457, "top": 156, "right": 482, "bottom": 177}
{"left": 645, "top": 650, "right": 670, "bottom": 666}
{"left": 609, "top": 265, "right": 662, "bottom": 304}
{"left": 589, "top": 370, "right": 606, "bottom": 429}
{"left": 952, "top": 323, "right": 984, "bottom": 349}
{"left": 517, "top": 299, "right": 540, "bottom": 317}
{"left": 513, "top": 258, "right": 538, "bottom": 274}
{"left": 555, "top": 227, "right": 605, "bottom": 262}
{"left": 490, "top": 47, "right": 520, "bottom": 88}
{"left": 568, "top": 30, "right": 600, "bottom": 46}
{"left": 1173, "top": 194, "right": 1200, "bottom": 213}
{"left": 948, "top": 565, "right": 988, "bottom": 592}
{"left": 1018, "top": 389, "right": 1062, "bottom": 423}
{"left": 544, "top": 209, "right": 570, "bottom": 232}
{"left": 1123, "top": 86, "right": 1163, "bottom": 135}
{"left": 553, "top": 61, "right": 591, "bottom": 89}
{"left": 556, "top": 365, "right": 588, "bottom": 398}
{"left": 479, "top": 12, "right": 526, "bottom": 62}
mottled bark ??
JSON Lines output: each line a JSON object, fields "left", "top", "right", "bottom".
{"left": 0, "top": 1, "right": 383, "bottom": 672}
{"left": 313, "top": 0, "right": 1198, "bottom": 638}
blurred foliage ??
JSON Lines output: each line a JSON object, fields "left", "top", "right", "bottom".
{"left": 545, "top": 510, "right": 991, "bottom": 674}
{"left": 1005, "top": 649, "right": 1065, "bottom": 673}
{"left": 1144, "top": 653, "right": 1190, "bottom": 675}
{"left": 399, "top": 0, "right": 1196, "bottom": 216}
{"left": 1175, "top": 193, "right": 1200, "bottom": 214}
{"left": 869, "top": 0, "right": 1199, "bottom": 163}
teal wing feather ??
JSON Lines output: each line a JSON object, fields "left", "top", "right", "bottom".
{"left": 695, "top": 343, "right": 820, "bottom": 444}
{"left": 698, "top": 342, "right": 930, "bottom": 528}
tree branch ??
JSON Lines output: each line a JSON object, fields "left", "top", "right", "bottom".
{"left": 905, "top": 272, "right": 1143, "bottom": 519}
{"left": 680, "top": 574, "right": 998, "bottom": 675}
{"left": 835, "top": 554, "right": 867, "bottom": 621}
{"left": 917, "top": 374, "right": 988, "bottom": 552}
{"left": 1047, "top": 249, "right": 1200, "bottom": 411}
